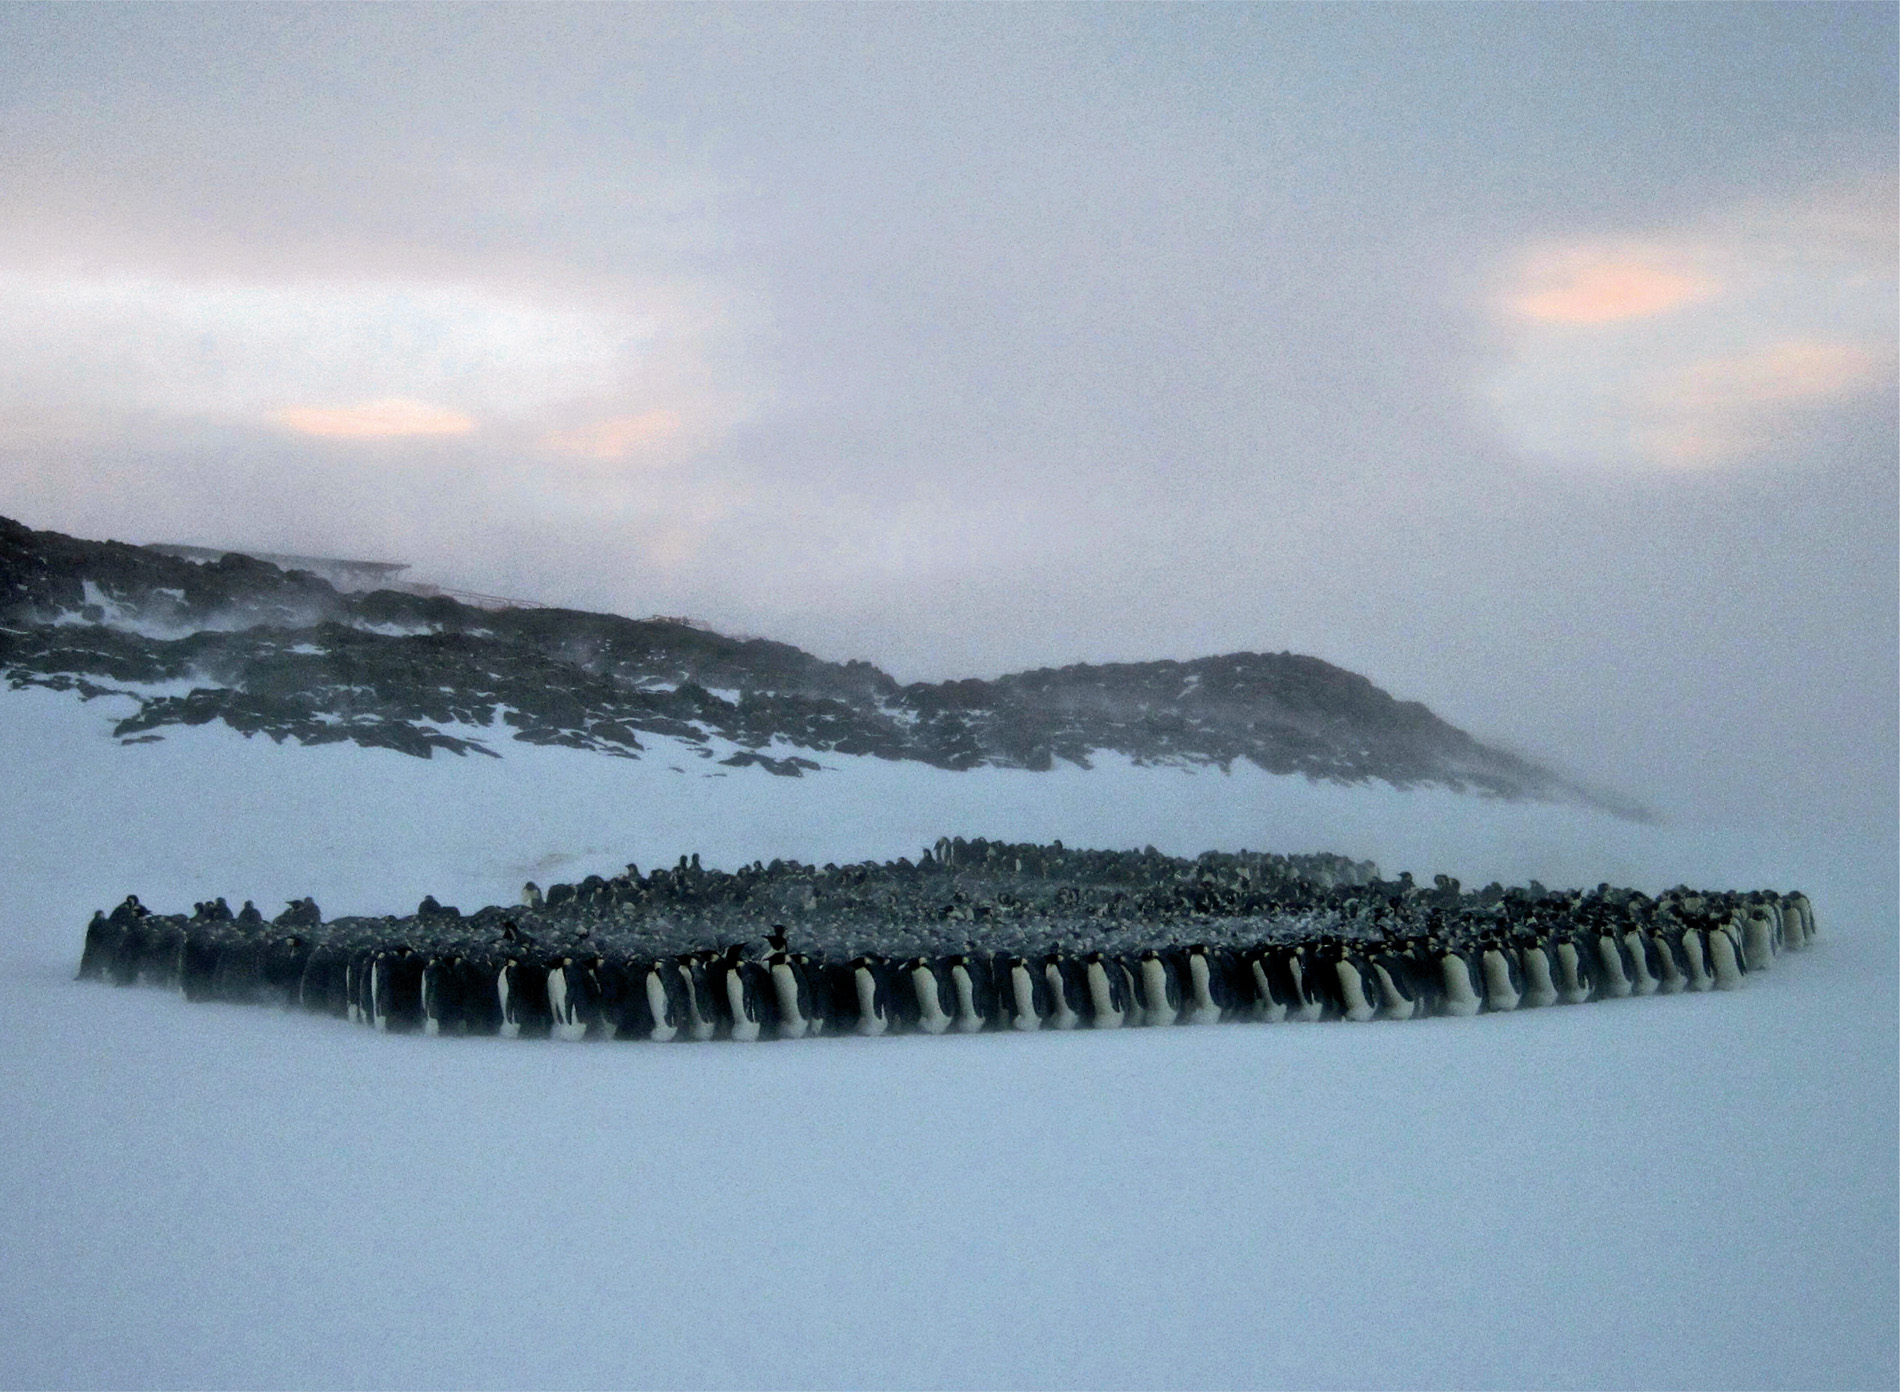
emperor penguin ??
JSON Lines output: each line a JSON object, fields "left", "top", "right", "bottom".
{"left": 906, "top": 957, "right": 955, "bottom": 1035}
{"left": 1514, "top": 931, "right": 1560, "bottom": 1009}
{"left": 1042, "top": 953, "right": 1086, "bottom": 1030}
{"left": 1082, "top": 952, "right": 1127, "bottom": 1029}
{"left": 851, "top": 955, "right": 893, "bottom": 1037}
{"left": 1477, "top": 939, "right": 1523, "bottom": 1012}
{"left": 1436, "top": 942, "right": 1483, "bottom": 1017}
{"left": 1136, "top": 949, "right": 1184, "bottom": 1027}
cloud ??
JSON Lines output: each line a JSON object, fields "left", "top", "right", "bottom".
{"left": 1506, "top": 248, "right": 1714, "bottom": 325}
{"left": 0, "top": 269, "right": 648, "bottom": 427}
{"left": 1636, "top": 340, "right": 1884, "bottom": 465}
{"left": 1482, "top": 182, "right": 1896, "bottom": 469}
{"left": 539, "top": 409, "right": 683, "bottom": 461}
{"left": 273, "top": 399, "right": 476, "bottom": 439}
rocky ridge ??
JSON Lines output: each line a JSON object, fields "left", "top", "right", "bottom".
{"left": 0, "top": 514, "right": 1606, "bottom": 805}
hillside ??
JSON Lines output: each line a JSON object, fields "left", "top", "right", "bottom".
{"left": 0, "top": 513, "right": 1594, "bottom": 803}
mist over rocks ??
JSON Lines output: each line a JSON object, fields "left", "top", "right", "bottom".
{"left": 1, "top": 513, "right": 1612, "bottom": 805}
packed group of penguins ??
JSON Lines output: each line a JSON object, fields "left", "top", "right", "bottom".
{"left": 76, "top": 836, "right": 1816, "bottom": 1041}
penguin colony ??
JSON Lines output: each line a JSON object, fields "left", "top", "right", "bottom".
{"left": 75, "top": 837, "right": 1816, "bottom": 1039}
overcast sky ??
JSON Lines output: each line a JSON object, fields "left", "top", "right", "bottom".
{"left": 0, "top": 4, "right": 1893, "bottom": 829}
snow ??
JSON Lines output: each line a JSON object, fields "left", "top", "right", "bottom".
{"left": 0, "top": 683, "right": 1893, "bottom": 1388}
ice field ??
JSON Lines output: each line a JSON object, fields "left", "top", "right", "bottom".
{"left": 1, "top": 683, "right": 1894, "bottom": 1389}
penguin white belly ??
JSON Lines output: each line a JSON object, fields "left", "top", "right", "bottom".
{"left": 726, "top": 972, "right": 760, "bottom": 1042}
{"left": 950, "top": 964, "right": 984, "bottom": 1033}
{"left": 912, "top": 967, "right": 951, "bottom": 1035}
{"left": 1085, "top": 961, "right": 1124, "bottom": 1029}
{"left": 1185, "top": 956, "right": 1222, "bottom": 1025}
{"left": 549, "top": 970, "right": 587, "bottom": 1041}
{"left": 1010, "top": 964, "right": 1041, "bottom": 1031}
{"left": 1439, "top": 955, "right": 1480, "bottom": 1017}
{"left": 853, "top": 966, "right": 887, "bottom": 1037}
{"left": 771, "top": 963, "right": 808, "bottom": 1040}
{"left": 680, "top": 967, "right": 717, "bottom": 1041}
{"left": 1372, "top": 964, "right": 1415, "bottom": 1021}
{"left": 497, "top": 966, "right": 519, "bottom": 1038}
{"left": 1251, "top": 961, "right": 1287, "bottom": 1023}
{"left": 1518, "top": 946, "right": 1557, "bottom": 1008}
{"left": 1740, "top": 912, "right": 1776, "bottom": 971}
{"left": 1141, "top": 958, "right": 1179, "bottom": 1027}
{"left": 1619, "top": 933, "right": 1657, "bottom": 997}
{"left": 1680, "top": 930, "right": 1711, "bottom": 992}
{"left": 645, "top": 971, "right": 678, "bottom": 1042}
{"left": 1554, "top": 942, "right": 1590, "bottom": 1004}
{"left": 1480, "top": 950, "right": 1520, "bottom": 1012}
{"left": 1044, "top": 964, "right": 1079, "bottom": 1030}
{"left": 1595, "top": 937, "right": 1632, "bottom": 998}
{"left": 1336, "top": 960, "right": 1375, "bottom": 1022}
{"left": 1648, "top": 937, "right": 1684, "bottom": 995}
{"left": 1708, "top": 926, "right": 1747, "bottom": 990}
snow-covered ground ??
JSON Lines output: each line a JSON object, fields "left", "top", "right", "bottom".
{"left": 1, "top": 683, "right": 1894, "bottom": 1389}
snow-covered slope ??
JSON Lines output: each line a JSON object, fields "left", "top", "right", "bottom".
{"left": 1, "top": 684, "right": 1894, "bottom": 1388}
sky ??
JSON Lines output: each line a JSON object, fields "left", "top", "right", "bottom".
{"left": 0, "top": 4, "right": 1894, "bottom": 830}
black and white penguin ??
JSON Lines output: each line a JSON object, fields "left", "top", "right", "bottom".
{"left": 521, "top": 882, "right": 544, "bottom": 909}
{"left": 1477, "top": 939, "right": 1524, "bottom": 1013}
{"left": 1041, "top": 953, "right": 1087, "bottom": 1030}
{"left": 420, "top": 956, "right": 455, "bottom": 1035}
{"left": 1592, "top": 925, "right": 1635, "bottom": 999}
{"left": 547, "top": 956, "right": 603, "bottom": 1041}
{"left": 637, "top": 959, "right": 685, "bottom": 1042}
{"left": 1781, "top": 892, "right": 1816, "bottom": 949}
{"left": 236, "top": 901, "right": 264, "bottom": 926}
{"left": 1331, "top": 946, "right": 1379, "bottom": 1022}
{"left": 1368, "top": 946, "right": 1421, "bottom": 1021}
{"left": 371, "top": 948, "right": 425, "bottom": 1034}
{"left": 721, "top": 953, "right": 774, "bottom": 1042}
{"left": 1551, "top": 930, "right": 1596, "bottom": 1005}
{"left": 497, "top": 954, "right": 553, "bottom": 1038}
{"left": 906, "top": 957, "right": 955, "bottom": 1035}
{"left": 1640, "top": 925, "right": 1687, "bottom": 995}
{"left": 1738, "top": 904, "right": 1779, "bottom": 973}
{"left": 1081, "top": 952, "right": 1129, "bottom": 1030}
{"left": 1514, "top": 932, "right": 1560, "bottom": 1009}
{"left": 1705, "top": 919, "right": 1747, "bottom": 991}
{"left": 1283, "top": 945, "right": 1328, "bottom": 1022}
{"left": 675, "top": 953, "right": 721, "bottom": 1041}
{"left": 768, "top": 952, "right": 818, "bottom": 1040}
{"left": 1134, "top": 949, "right": 1184, "bottom": 1028}
{"left": 1435, "top": 942, "right": 1483, "bottom": 1017}
{"left": 1620, "top": 925, "right": 1661, "bottom": 997}
{"left": 1178, "top": 946, "right": 1231, "bottom": 1026}
{"left": 1002, "top": 954, "right": 1052, "bottom": 1031}
{"left": 850, "top": 955, "right": 896, "bottom": 1037}
{"left": 946, "top": 954, "right": 997, "bottom": 1033}
{"left": 1244, "top": 946, "right": 1293, "bottom": 1024}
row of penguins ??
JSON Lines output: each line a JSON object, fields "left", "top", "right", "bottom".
{"left": 76, "top": 837, "right": 1816, "bottom": 1040}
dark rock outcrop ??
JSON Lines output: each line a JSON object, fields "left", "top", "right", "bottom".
{"left": 0, "top": 514, "right": 1612, "bottom": 806}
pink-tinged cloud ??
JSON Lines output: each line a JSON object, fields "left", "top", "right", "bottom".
{"left": 272, "top": 399, "right": 477, "bottom": 439}
{"left": 1639, "top": 339, "right": 1887, "bottom": 465}
{"left": 1506, "top": 249, "right": 1714, "bottom": 325}
{"left": 540, "top": 409, "right": 683, "bottom": 461}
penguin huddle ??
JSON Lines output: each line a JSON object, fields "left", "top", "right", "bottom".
{"left": 74, "top": 840, "right": 1817, "bottom": 1041}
